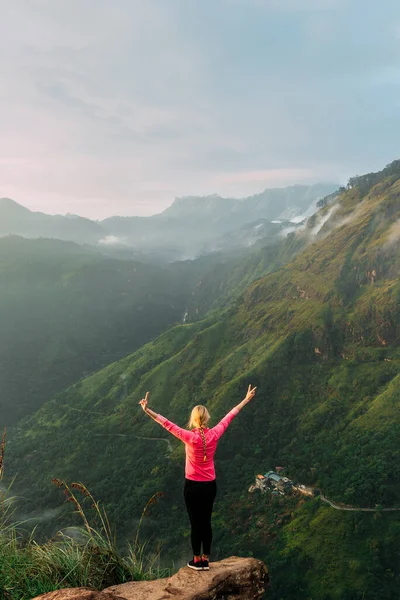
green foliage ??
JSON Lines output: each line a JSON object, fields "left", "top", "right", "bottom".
{"left": 0, "top": 237, "right": 190, "bottom": 425}
{"left": 347, "top": 159, "right": 400, "bottom": 196}
{"left": 0, "top": 472, "right": 168, "bottom": 600}
{"left": 0, "top": 232, "right": 305, "bottom": 426}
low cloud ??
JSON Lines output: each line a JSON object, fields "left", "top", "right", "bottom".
{"left": 385, "top": 219, "right": 400, "bottom": 246}
{"left": 99, "top": 235, "right": 123, "bottom": 246}
{"left": 310, "top": 203, "right": 341, "bottom": 236}
{"left": 280, "top": 225, "right": 298, "bottom": 237}
{"left": 279, "top": 201, "right": 339, "bottom": 239}
{"left": 15, "top": 506, "right": 62, "bottom": 524}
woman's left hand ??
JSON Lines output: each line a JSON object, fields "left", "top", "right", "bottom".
{"left": 139, "top": 391, "right": 150, "bottom": 411}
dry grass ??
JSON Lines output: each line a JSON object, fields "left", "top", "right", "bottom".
{"left": 0, "top": 441, "right": 169, "bottom": 600}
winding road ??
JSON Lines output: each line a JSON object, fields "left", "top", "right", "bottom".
{"left": 131, "top": 434, "right": 173, "bottom": 453}
{"left": 320, "top": 495, "right": 400, "bottom": 512}
{"left": 64, "top": 406, "right": 174, "bottom": 453}
{"left": 94, "top": 432, "right": 173, "bottom": 453}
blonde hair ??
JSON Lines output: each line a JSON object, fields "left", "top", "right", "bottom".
{"left": 187, "top": 405, "right": 210, "bottom": 462}
{"left": 187, "top": 405, "right": 210, "bottom": 429}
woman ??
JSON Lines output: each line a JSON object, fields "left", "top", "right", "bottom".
{"left": 139, "top": 384, "right": 257, "bottom": 571}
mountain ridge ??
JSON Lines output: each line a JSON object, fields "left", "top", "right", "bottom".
{"left": 0, "top": 183, "right": 338, "bottom": 260}
{"left": 0, "top": 197, "right": 32, "bottom": 213}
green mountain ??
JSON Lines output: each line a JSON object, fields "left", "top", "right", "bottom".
{"left": 0, "top": 236, "right": 191, "bottom": 424}
{"left": 0, "top": 232, "right": 301, "bottom": 426}
{"left": 6, "top": 162, "right": 400, "bottom": 599}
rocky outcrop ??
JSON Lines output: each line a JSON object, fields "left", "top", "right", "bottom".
{"left": 32, "top": 556, "right": 269, "bottom": 600}
{"left": 106, "top": 556, "right": 268, "bottom": 599}
{"left": 31, "top": 590, "right": 126, "bottom": 600}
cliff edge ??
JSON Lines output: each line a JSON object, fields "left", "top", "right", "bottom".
{"left": 32, "top": 556, "right": 269, "bottom": 600}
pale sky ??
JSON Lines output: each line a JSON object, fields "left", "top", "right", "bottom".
{"left": 1, "top": 0, "right": 399, "bottom": 218}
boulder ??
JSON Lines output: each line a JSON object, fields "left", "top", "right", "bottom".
{"left": 105, "top": 556, "right": 268, "bottom": 600}
{"left": 32, "top": 557, "right": 269, "bottom": 600}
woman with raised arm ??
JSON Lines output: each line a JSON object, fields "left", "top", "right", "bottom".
{"left": 139, "top": 385, "right": 257, "bottom": 571}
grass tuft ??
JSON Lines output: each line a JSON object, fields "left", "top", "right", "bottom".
{"left": 0, "top": 450, "right": 169, "bottom": 600}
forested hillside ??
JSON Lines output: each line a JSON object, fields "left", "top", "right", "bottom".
{"left": 0, "top": 237, "right": 190, "bottom": 424}
{"left": 0, "top": 231, "right": 303, "bottom": 425}
{"left": 6, "top": 162, "right": 400, "bottom": 599}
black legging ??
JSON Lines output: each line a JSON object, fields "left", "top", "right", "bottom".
{"left": 184, "top": 478, "right": 217, "bottom": 556}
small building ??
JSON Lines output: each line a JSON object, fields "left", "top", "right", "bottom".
{"left": 262, "top": 471, "right": 294, "bottom": 495}
{"left": 265, "top": 471, "right": 282, "bottom": 483}
{"left": 255, "top": 474, "right": 269, "bottom": 492}
{"left": 277, "top": 477, "right": 293, "bottom": 493}
{"left": 251, "top": 469, "right": 316, "bottom": 499}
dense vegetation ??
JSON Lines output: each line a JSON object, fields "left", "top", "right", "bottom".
{"left": 347, "top": 159, "right": 400, "bottom": 196}
{"left": 0, "top": 226, "right": 305, "bottom": 426}
{"left": 0, "top": 237, "right": 192, "bottom": 424}
{"left": 4, "top": 163, "right": 400, "bottom": 598}
{"left": 0, "top": 454, "right": 167, "bottom": 599}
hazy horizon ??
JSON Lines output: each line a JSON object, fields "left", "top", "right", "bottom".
{"left": 1, "top": 1, "right": 399, "bottom": 219}
{"left": 1, "top": 180, "right": 340, "bottom": 220}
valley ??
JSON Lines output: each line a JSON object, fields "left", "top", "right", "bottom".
{"left": 2, "top": 161, "right": 399, "bottom": 599}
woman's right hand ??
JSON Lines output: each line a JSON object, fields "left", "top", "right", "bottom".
{"left": 244, "top": 384, "right": 257, "bottom": 403}
{"left": 139, "top": 391, "right": 150, "bottom": 412}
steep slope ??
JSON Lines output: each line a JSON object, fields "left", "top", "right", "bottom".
{"left": 0, "top": 237, "right": 190, "bottom": 424}
{"left": 6, "top": 163, "right": 400, "bottom": 598}
{"left": 0, "top": 232, "right": 304, "bottom": 426}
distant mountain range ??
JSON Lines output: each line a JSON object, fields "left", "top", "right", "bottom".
{"left": 0, "top": 198, "right": 104, "bottom": 245}
{"left": 0, "top": 183, "right": 338, "bottom": 260}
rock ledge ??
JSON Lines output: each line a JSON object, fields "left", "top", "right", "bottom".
{"left": 33, "top": 556, "right": 269, "bottom": 600}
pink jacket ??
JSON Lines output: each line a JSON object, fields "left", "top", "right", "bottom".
{"left": 155, "top": 408, "right": 239, "bottom": 481}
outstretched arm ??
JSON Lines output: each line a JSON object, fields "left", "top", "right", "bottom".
{"left": 211, "top": 384, "right": 257, "bottom": 439}
{"left": 139, "top": 392, "right": 192, "bottom": 444}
